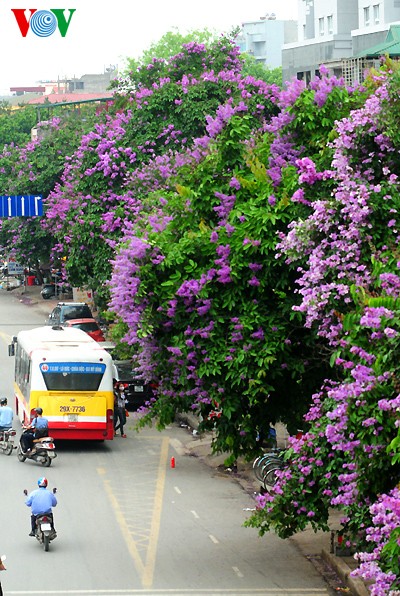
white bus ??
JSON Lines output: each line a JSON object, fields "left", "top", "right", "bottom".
{"left": 9, "top": 326, "right": 115, "bottom": 440}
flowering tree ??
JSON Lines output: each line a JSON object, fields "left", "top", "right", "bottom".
{"left": 43, "top": 41, "right": 370, "bottom": 465}
{"left": 119, "top": 28, "right": 218, "bottom": 75}
{"left": 245, "top": 66, "right": 400, "bottom": 594}
{"left": 0, "top": 108, "right": 107, "bottom": 273}
{"left": 108, "top": 58, "right": 399, "bottom": 589}
{"left": 118, "top": 28, "right": 283, "bottom": 90}
{"left": 2, "top": 34, "right": 398, "bottom": 591}
{"left": 105, "top": 67, "right": 365, "bottom": 460}
{"left": 44, "top": 38, "right": 283, "bottom": 301}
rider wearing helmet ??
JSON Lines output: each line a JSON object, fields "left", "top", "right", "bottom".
{"left": 20, "top": 408, "right": 49, "bottom": 454}
{"left": 0, "top": 398, "right": 13, "bottom": 432}
{"left": 25, "top": 477, "right": 57, "bottom": 537}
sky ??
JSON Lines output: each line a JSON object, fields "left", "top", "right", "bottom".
{"left": 0, "top": 0, "right": 298, "bottom": 95}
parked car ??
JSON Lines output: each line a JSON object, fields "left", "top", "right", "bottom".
{"left": 112, "top": 360, "right": 156, "bottom": 411}
{"left": 45, "top": 302, "right": 93, "bottom": 326}
{"left": 63, "top": 318, "right": 105, "bottom": 342}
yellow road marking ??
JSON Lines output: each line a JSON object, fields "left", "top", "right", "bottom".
{"left": 102, "top": 476, "right": 145, "bottom": 577}
{"left": 143, "top": 436, "right": 169, "bottom": 588}
{"left": 98, "top": 435, "right": 169, "bottom": 589}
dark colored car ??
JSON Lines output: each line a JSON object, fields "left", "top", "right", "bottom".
{"left": 64, "top": 318, "right": 105, "bottom": 342}
{"left": 112, "top": 360, "right": 156, "bottom": 411}
{"left": 45, "top": 302, "right": 93, "bottom": 326}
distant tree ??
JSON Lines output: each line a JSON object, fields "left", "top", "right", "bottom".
{"left": 0, "top": 105, "right": 36, "bottom": 147}
{"left": 120, "top": 28, "right": 219, "bottom": 76}
{"left": 118, "top": 28, "right": 282, "bottom": 89}
{"left": 240, "top": 54, "right": 282, "bottom": 87}
{"left": 0, "top": 107, "right": 106, "bottom": 274}
{"left": 0, "top": 100, "right": 11, "bottom": 113}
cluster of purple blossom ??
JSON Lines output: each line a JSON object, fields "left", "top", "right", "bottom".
{"left": 266, "top": 71, "right": 400, "bottom": 593}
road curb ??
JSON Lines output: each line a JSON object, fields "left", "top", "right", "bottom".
{"left": 321, "top": 549, "right": 370, "bottom": 596}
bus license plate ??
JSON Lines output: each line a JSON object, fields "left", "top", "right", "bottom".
{"left": 134, "top": 385, "right": 144, "bottom": 392}
{"left": 67, "top": 414, "right": 78, "bottom": 422}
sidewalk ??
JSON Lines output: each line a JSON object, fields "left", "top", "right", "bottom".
{"left": 13, "top": 284, "right": 370, "bottom": 596}
{"left": 14, "top": 283, "right": 60, "bottom": 315}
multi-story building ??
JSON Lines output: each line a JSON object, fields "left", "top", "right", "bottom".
{"left": 237, "top": 14, "right": 297, "bottom": 69}
{"left": 282, "top": 1, "right": 400, "bottom": 85}
{"left": 353, "top": 0, "right": 400, "bottom": 55}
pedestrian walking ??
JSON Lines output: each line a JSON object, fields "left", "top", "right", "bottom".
{"left": 114, "top": 383, "right": 128, "bottom": 438}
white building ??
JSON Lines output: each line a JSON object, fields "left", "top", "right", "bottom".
{"left": 282, "top": 1, "right": 400, "bottom": 84}
{"left": 237, "top": 14, "right": 297, "bottom": 69}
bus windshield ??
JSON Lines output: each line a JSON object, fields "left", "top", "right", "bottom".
{"left": 39, "top": 362, "right": 106, "bottom": 392}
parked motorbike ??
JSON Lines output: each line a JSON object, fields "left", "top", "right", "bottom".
{"left": 23, "top": 488, "right": 57, "bottom": 551}
{"left": 0, "top": 428, "right": 17, "bottom": 455}
{"left": 17, "top": 430, "right": 57, "bottom": 467}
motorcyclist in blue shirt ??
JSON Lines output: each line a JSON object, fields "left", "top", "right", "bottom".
{"left": 0, "top": 398, "right": 13, "bottom": 432}
{"left": 20, "top": 407, "right": 49, "bottom": 453}
{"left": 25, "top": 477, "right": 57, "bottom": 537}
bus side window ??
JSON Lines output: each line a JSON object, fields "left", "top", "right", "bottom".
{"left": 15, "top": 345, "right": 30, "bottom": 393}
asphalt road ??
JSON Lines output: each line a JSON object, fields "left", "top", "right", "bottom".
{"left": 0, "top": 288, "right": 335, "bottom": 596}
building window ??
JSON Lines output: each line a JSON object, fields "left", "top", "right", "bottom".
{"left": 319, "top": 17, "right": 324, "bottom": 36}
{"left": 364, "top": 6, "right": 370, "bottom": 26}
{"left": 373, "top": 4, "right": 380, "bottom": 24}
{"left": 327, "top": 15, "right": 333, "bottom": 34}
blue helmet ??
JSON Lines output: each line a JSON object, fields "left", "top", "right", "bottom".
{"left": 37, "top": 477, "right": 48, "bottom": 488}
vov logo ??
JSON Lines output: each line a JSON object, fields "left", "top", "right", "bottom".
{"left": 12, "top": 9, "right": 76, "bottom": 37}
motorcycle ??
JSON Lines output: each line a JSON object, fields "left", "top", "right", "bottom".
{"left": 0, "top": 428, "right": 17, "bottom": 455}
{"left": 17, "top": 430, "right": 57, "bottom": 467}
{"left": 23, "top": 488, "right": 57, "bottom": 552}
